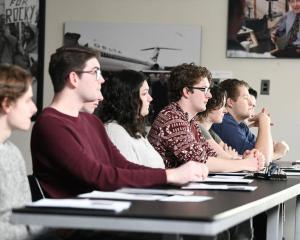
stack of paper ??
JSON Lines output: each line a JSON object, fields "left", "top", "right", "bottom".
{"left": 200, "top": 177, "right": 253, "bottom": 184}
{"left": 210, "top": 172, "right": 249, "bottom": 176}
{"left": 26, "top": 198, "right": 131, "bottom": 212}
{"left": 117, "top": 188, "right": 194, "bottom": 196}
{"left": 182, "top": 183, "right": 257, "bottom": 191}
{"left": 79, "top": 191, "right": 165, "bottom": 201}
{"left": 79, "top": 190, "right": 212, "bottom": 202}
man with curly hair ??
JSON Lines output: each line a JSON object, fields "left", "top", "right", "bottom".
{"left": 148, "top": 63, "right": 265, "bottom": 173}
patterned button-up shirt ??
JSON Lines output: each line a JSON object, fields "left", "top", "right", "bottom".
{"left": 148, "top": 102, "right": 217, "bottom": 168}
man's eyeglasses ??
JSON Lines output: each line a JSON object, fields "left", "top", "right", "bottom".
{"left": 76, "top": 68, "right": 102, "bottom": 80}
{"left": 190, "top": 86, "right": 211, "bottom": 95}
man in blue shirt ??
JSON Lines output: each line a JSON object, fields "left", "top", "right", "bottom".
{"left": 213, "top": 113, "right": 256, "bottom": 155}
{"left": 212, "top": 79, "right": 273, "bottom": 165}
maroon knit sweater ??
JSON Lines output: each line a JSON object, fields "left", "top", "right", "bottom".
{"left": 31, "top": 108, "right": 166, "bottom": 198}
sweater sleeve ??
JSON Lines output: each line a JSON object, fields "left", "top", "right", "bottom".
{"left": 31, "top": 113, "right": 167, "bottom": 197}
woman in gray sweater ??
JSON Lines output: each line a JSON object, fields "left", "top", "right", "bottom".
{"left": 0, "top": 65, "right": 62, "bottom": 240}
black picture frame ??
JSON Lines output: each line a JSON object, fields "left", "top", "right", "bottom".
{"left": 226, "top": 0, "right": 300, "bottom": 59}
{"left": 0, "top": 0, "right": 45, "bottom": 119}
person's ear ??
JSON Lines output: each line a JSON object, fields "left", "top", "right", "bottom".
{"left": 68, "top": 71, "right": 79, "bottom": 88}
{"left": 226, "top": 98, "right": 234, "bottom": 108}
{"left": 1, "top": 97, "right": 12, "bottom": 113}
{"left": 182, "top": 87, "right": 191, "bottom": 99}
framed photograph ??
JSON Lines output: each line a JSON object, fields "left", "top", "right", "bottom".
{"left": 0, "top": 0, "right": 45, "bottom": 119}
{"left": 64, "top": 22, "right": 202, "bottom": 121}
{"left": 227, "top": 0, "right": 300, "bottom": 58}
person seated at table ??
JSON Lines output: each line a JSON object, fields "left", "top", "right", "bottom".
{"left": 0, "top": 64, "right": 63, "bottom": 240}
{"left": 248, "top": 87, "right": 289, "bottom": 160}
{"left": 98, "top": 70, "right": 164, "bottom": 168}
{"left": 212, "top": 79, "right": 273, "bottom": 165}
{"left": 148, "top": 63, "right": 264, "bottom": 173}
{"left": 31, "top": 46, "right": 208, "bottom": 199}
{"left": 196, "top": 85, "right": 241, "bottom": 159}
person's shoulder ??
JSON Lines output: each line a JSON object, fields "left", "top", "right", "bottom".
{"left": 157, "top": 102, "right": 184, "bottom": 121}
{"left": 35, "top": 107, "right": 66, "bottom": 122}
{"left": 198, "top": 124, "right": 211, "bottom": 140}
{"left": 223, "top": 113, "right": 236, "bottom": 123}
{"left": 34, "top": 107, "right": 69, "bottom": 128}
{"left": 1, "top": 140, "right": 18, "bottom": 151}
{"left": 105, "top": 121, "right": 129, "bottom": 136}
{"left": 80, "top": 112, "right": 106, "bottom": 129}
{"left": 36, "top": 107, "right": 54, "bottom": 118}
{"left": 80, "top": 112, "right": 100, "bottom": 121}
{"left": 0, "top": 140, "right": 23, "bottom": 162}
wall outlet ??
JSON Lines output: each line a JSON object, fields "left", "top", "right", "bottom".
{"left": 260, "top": 79, "right": 270, "bottom": 95}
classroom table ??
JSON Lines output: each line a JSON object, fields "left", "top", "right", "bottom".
{"left": 11, "top": 178, "right": 300, "bottom": 240}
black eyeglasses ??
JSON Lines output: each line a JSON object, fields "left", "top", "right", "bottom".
{"left": 76, "top": 68, "right": 102, "bottom": 80}
{"left": 190, "top": 86, "right": 211, "bottom": 95}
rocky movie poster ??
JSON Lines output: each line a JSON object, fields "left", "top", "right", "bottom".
{"left": 0, "top": 0, "right": 39, "bottom": 102}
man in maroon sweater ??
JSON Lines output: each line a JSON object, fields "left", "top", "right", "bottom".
{"left": 31, "top": 46, "right": 208, "bottom": 198}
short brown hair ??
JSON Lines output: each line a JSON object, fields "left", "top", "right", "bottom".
{"left": 220, "top": 78, "right": 249, "bottom": 101}
{"left": 49, "top": 46, "right": 100, "bottom": 93}
{"left": 0, "top": 64, "right": 32, "bottom": 110}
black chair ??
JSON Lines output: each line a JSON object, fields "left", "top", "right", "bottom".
{"left": 27, "top": 174, "right": 45, "bottom": 201}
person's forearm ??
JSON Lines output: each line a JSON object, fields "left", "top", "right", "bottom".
{"left": 207, "top": 139, "right": 232, "bottom": 159}
{"left": 255, "top": 121, "right": 273, "bottom": 165}
{"left": 207, "top": 157, "right": 254, "bottom": 173}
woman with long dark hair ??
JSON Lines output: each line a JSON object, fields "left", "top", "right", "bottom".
{"left": 99, "top": 70, "right": 164, "bottom": 168}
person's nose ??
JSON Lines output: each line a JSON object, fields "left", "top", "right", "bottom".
{"left": 99, "top": 74, "right": 105, "bottom": 84}
{"left": 148, "top": 94, "right": 153, "bottom": 102}
{"left": 206, "top": 91, "right": 212, "bottom": 99}
{"left": 31, "top": 101, "right": 37, "bottom": 115}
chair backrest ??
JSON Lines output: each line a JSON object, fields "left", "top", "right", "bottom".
{"left": 27, "top": 174, "right": 45, "bottom": 201}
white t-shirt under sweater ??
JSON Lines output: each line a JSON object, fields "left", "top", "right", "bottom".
{"left": 105, "top": 122, "right": 165, "bottom": 169}
{"left": 0, "top": 141, "right": 41, "bottom": 240}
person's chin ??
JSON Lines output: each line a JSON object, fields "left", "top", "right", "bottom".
{"left": 217, "top": 118, "right": 223, "bottom": 123}
{"left": 199, "top": 106, "right": 206, "bottom": 112}
{"left": 19, "top": 123, "right": 31, "bottom": 131}
{"left": 141, "top": 111, "right": 148, "bottom": 117}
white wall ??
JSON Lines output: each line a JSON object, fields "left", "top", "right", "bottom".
{"left": 12, "top": 0, "right": 300, "bottom": 172}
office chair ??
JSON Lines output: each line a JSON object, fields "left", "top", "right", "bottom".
{"left": 27, "top": 174, "right": 45, "bottom": 201}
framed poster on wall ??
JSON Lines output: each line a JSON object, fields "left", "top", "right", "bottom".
{"left": 227, "top": 0, "right": 300, "bottom": 58}
{"left": 0, "top": 0, "right": 45, "bottom": 119}
{"left": 64, "top": 21, "right": 202, "bottom": 121}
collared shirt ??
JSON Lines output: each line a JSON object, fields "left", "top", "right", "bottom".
{"left": 148, "top": 102, "right": 217, "bottom": 168}
{"left": 211, "top": 113, "right": 256, "bottom": 155}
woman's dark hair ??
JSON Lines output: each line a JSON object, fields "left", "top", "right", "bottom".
{"left": 197, "top": 85, "right": 227, "bottom": 119}
{"left": 98, "top": 70, "right": 147, "bottom": 139}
